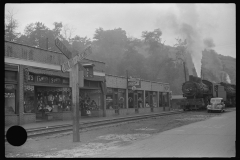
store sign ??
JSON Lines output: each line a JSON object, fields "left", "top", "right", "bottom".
{"left": 24, "top": 85, "right": 34, "bottom": 91}
{"left": 5, "top": 84, "right": 15, "bottom": 90}
{"left": 36, "top": 75, "right": 49, "bottom": 83}
{"left": 28, "top": 73, "right": 35, "bottom": 82}
{"left": 118, "top": 89, "right": 125, "bottom": 93}
{"left": 106, "top": 96, "right": 113, "bottom": 101}
{"left": 60, "top": 46, "right": 92, "bottom": 72}
{"left": 128, "top": 78, "right": 141, "bottom": 88}
{"left": 164, "top": 85, "right": 170, "bottom": 92}
{"left": 26, "top": 74, "right": 69, "bottom": 85}
{"left": 55, "top": 37, "right": 72, "bottom": 59}
{"left": 107, "top": 88, "right": 113, "bottom": 93}
{"left": 84, "top": 67, "right": 93, "bottom": 78}
{"left": 62, "top": 78, "right": 69, "bottom": 84}
{"left": 5, "top": 93, "right": 15, "bottom": 98}
{"left": 49, "top": 77, "right": 62, "bottom": 84}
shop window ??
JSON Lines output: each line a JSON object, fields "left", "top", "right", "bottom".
{"left": 162, "top": 92, "right": 168, "bottom": 106}
{"left": 80, "top": 90, "right": 101, "bottom": 116}
{"left": 5, "top": 71, "right": 17, "bottom": 82}
{"left": 159, "top": 92, "right": 163, "bottom": 107}
{"left": 5, "top": 84, "right": 16, "bottom": 114}
{"left": 106, "top": 88, "right": 113, "bottom": 109}
{"left": 118, "top": 89, "right": 125, "bottom": 109}
{"left": 152, "top": 92, "right": 157, "bottom": 107}
{"left": 145, "top": 91, "right": 150, "bottom": 107}
{"left": 24, "top": 85, "right": 35, "bottom": 113}
{"left": 137, "top": 91, "right": 143, "bottom": 108}
{"left": 36, "top": 87, "right": 72, "bottom": 113}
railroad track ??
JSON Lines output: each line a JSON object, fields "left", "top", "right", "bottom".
{"left": 5, "top": 110, "right": 183, "bottom": 142}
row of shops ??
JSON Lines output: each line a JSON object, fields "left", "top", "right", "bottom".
{"left": 5, "top": 40, "right": 171, "bottom": 126}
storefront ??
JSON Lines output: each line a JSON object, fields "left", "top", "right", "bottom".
{"left": 106, "top": 88, "right": 126, "bottom": 109}
{"left": 5, "top": 64, "right": 19, "bottom": 125}
{"left": 162, "top": 92, "right": 169, "bottom": 107}
{"left": 23, "top": 67, "right": 71, "bottom": 121}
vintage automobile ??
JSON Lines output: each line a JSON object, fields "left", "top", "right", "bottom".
{"left": 207, "top": 97, "right": 225, "bottom": 113}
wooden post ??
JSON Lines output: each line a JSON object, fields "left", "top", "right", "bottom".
{"left": 70, "top": 64, "right": 80, "bottom": 142}
{"left": 143, "top": 90, "right": 146, "bottom": 108}
{"left": 126, "top": 70, "right": 129, "bottom": 109}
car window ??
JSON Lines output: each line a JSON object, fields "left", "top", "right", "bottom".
{"left": 211, "top": 99, "right": 221, "bottom": 104}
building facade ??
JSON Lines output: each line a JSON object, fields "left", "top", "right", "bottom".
{"left": 5, "top": 40, "right": 171, "bottom": 126}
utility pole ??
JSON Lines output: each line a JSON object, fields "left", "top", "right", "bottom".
{"left": 183, "top": 61, "right": 187, "bottom": 82}
{"left": 46, "top": 38, "right": 48, "bottom": 50}
{"left": 126, "top": 70, "right": 129, "bottom": 110}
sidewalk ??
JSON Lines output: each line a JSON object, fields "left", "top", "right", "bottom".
{"left": 5, "top": 109, "right": 176, "bottom": 132}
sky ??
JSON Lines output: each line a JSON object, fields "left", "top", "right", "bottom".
{"left": 5, "top": 3, "right": 236, "bottom": 59}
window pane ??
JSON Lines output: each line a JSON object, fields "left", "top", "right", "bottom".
{"left": 24, "top": 85, "right": 35, "bottom": 113}
{"left": 118, "top": 89, "right": 125, "bottom": 109}
{"left": 5, "top": 71, "right": 17, "bottom": 81}
{"left": 5, "top": 84, "right": 16, "bottom": 114}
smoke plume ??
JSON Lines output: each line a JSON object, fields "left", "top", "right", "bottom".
{"left": 226, "top": 73, "right": 231, "bottom": 83}
{"left": 155, "top": 4, "right": 216, "bottom": 77}
{"left": 203, "top": 37, "right": 215, "bottom": 49}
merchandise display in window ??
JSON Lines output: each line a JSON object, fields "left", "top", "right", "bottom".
{"left": 5, "top": 84, "right": 16, "bottom": 114}
{"left": 36, "top": 87, "right": 72, "bottom": 116}
{"left": 79, "top": 89, "right": 101, "bottom": 116}
{"left": 24, "top": 85, "right": 35, "bottom": 113}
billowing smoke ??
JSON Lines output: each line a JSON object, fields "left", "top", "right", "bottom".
{"left": 203, "top": 37, "right": 215, "bottom": 49}
{"left": 226, "top": 73, "right": 231, "bottom": 83}
{"left": 155, "top": 4, "right": 214, "bottom": 77}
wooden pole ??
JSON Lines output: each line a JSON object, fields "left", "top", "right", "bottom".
{"left": 183, "top": 61, "right": 187, "bottom": 82}
{"left": 71, "top": 64, "right": 80, "bottom": 142}
{"left": 126, "top": 70, "right": 129, "bottom": 109}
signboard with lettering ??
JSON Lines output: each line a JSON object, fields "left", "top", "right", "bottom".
{"left": 25, "top": 74, "right": 69, "bottom": 85}
{"left": 62, "top": 78, "right": 69, "bottom": 84}
{"left": 164, "top": 85, "right": 170, "bottom": 92}
{"left": 55, "top": 37, "right": 72, "bottom": 59}
{"left": 5, "top": 84, "right": 15, "bottom": 90}
{"left": 84, "top": 66, "right": 93, "bottom": 78}
{"left": 128, "top": 77, "right": 141, "bottom": 88}
{"left": 49, "top": 77, "right": 62, "bottom": 84}
{"left": 28, "top": 73, "right": 35, "bottom": 82}
{"left": 36, "top": 75, "right": 49, "bottom": 83}
{"left": 61, "top": 46, "right": 92, "bottom": 72}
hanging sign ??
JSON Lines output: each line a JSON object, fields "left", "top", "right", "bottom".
{"left": 128, "top": 77, "right": 141, "bottom": 88}
{"left": 61, "top": 46, "right": 92, "bottom": 72}
{"left": 55, "top": 37, "right": 72, "bottom": 59}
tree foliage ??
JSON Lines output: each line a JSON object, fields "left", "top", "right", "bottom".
{"left": 7, "top": 17, "right": 219, "bottom": 94}
{"left": 5, "top": 10, "right": 20, "bottom": 42}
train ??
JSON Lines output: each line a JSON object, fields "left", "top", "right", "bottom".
{"left": 178, "top": 75, "right": 236, "bottom": 111}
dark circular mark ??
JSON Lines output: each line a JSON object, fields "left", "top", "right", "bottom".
{"left": 6, "top": 125, "right": 27, "bottom": 146}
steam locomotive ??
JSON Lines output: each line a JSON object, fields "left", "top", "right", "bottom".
{"left": 179, "top": 75, "right": 236, "bottom": 111}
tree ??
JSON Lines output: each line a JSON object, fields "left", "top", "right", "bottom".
{"left": 62, "top": 24, "right": 76, "bottom": 43}
{"left": 5, "top": 10, "right": 20, "bottom": 41}
{"left": 141, "top": 28, "right": 164, "bottom": 55}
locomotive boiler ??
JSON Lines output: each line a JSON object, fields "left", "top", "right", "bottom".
{"left": 182, "top": 75, "right": 211, "bottom": 98}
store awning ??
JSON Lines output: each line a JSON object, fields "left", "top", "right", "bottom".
{"left": 26, "top": 66, "right": 69, "bottom": 78}
{"left": 25, "top": 66, "right": 105, "bottom": 81}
